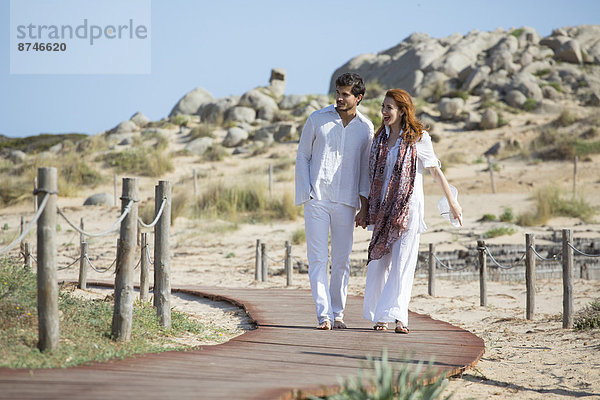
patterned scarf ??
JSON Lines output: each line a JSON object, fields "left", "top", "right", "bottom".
{"left": 366, "top": 129, "right": 417, "bottom": 263}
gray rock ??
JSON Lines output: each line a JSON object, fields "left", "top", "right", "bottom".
{"left": 542, "top": 85, "right": 561, "bottom": 100}
{"left": 110, "top": 120, "right": 138, "bottom": 135}
{"left": 555, "top": 39, "right": 583, "bottom": 64}
{"left": 487, "top": 50, "right": 518, "bottom": 73}
{"left": 222, "top": 127, "right": 248, "bottom": 148}
{"left": 269, "top": 68, "right": 286, "bottom": 99}
{"left": 520, "top": 60, "right": 553, "bottom": 75}
{"left": 169, "top": 87, "right": 214, "bottom": 117}
{"left": 438, "top": 97, "right": 464, "bottom": 120}
{"left": 130, "top": 112, "right": 150, "bottom": 127}
{"left": 118, "top": 137, "right": 133, "bottom": 146}
{"left": 539, "top": 35, "right": 570, "bottom": 51}
{"left": 461, "top": 65, "right": 491, "bottom": 92}
{"left": 232, "top": 146, "right": 250, "bottom": 155}
{"left": 420, "top": 71, "right": 452, "bottom": 100}
{"left": 8, "top": 150, "right": 26, "bottom": 163}
{"left": 419, "top": 115, "right": 436, "bottom": 131}
{"left": 480, "top": 109, "right": 498, "bottom": 130}
{"left": 465, "top": 111, "right": 482, "bottom": 130}
{"left": 48, "top": 143, "right": 62, "bottom": 154}
{"left": 83, "top": 193, "right": 113, "bottom": 206}
{"left": 279, "top": 94, "right": 308, "bottom": 110}
{"left": 184, "top": 137, "right": 213, "bottom": 155}
{"left": 292, "top": 100, "right": 321, "bottom": 117}
{"left": 274, "top": 122, "right": 298, "bottom": 142}
{"left": 239, "top": 88, "right": 279, "bottom": 121}
{"left": 533, "top": 99, "right": 562, "bottom": 114}
{"left": 511, "top": 73, "right": 543, "bottom": 101}
{"left": 199, "top": 96, "right": 239, "bottom": 124}
{"left": 505, "top": 90, "right": 527, "bottom": 108}
{"left": 253, "top": 126, "right": 275, "bottom": 145}
{"left": 225, "top": 106, "right": 256, "bottom": 123}
{"left": 515, "top": 27, "right": 540, "bottom": 48}
{"left": 142, "top": 128, "right": 170, "bottom": 137}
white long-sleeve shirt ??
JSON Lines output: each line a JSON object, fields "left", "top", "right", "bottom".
{"left": 295, "top": 105, "right": 373, "bottom": 209}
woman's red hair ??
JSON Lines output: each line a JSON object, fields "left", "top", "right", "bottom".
{"left": 375, "top": 89, "right": 424, "bottom": 145}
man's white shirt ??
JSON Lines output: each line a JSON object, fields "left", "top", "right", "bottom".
{"left": 295, "top": 105, "right": 374, "bottom": 209}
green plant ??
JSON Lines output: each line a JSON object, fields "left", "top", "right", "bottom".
{"left": 291, "top": 228, "right": 306, "bottom": 245}
{"left": 100, "top": 147, "right": 173, "bottom": 177}
{"left": 523, "top": 99, "right": 538, "bottom": 112}
{"left": 449, "top": 90, "right": 469, "bottom": 101}
{"left": 189, "top": 124, "right": 215, "bottom": 139}
{"left": 311, "top": 349, "right": 450, "bottom": 400}
{"left": 479, "top": 214, "right": 496, "bottom": 222}
{"left": 201, "top": 145, "right": 228, "bottom": 162}
{"left": 555, "top": 109, "right": 577, "bottom": 127}
{"left": 510, "top": 28, "right": 524, "bottom": 38}
{"left": 171, "top": 115, "right": 190, "bottom": 127}
{"left": 483, "top": 226, "right": 517, "bottom": 238}
{"left": 533, "top": 69, "right": 551, "bottom": 77}
{"left": 499, "top": 208, "right": 514, "bottom": 222}
{"left": 574, "top": 299, "right": 600, "bottom": 330}
{"left": 541, "top": 81, "right": 562, "bottom": 93}
{"left": 0, "top": 258, "right": 230, "bottom": 369}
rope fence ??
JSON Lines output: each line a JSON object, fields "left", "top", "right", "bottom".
{"left": 2, "top": 167, "right": 173, "bottom": 352}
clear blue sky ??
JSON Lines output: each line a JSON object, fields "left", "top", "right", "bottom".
{"left": 1, "top": 0, "right": 599, "bottom": 138}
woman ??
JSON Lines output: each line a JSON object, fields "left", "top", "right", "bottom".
{"left": 357, "top": 89, "right": 462, "bottom": 333}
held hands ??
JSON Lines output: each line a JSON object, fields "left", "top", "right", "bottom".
{"left": 355, "top": 209, "right": 367, "bottom": 228}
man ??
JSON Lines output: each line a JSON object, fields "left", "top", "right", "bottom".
{"left": 295, "top": 72, "right": 373, "bottom": 330}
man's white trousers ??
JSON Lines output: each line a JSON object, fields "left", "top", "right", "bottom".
{"left": 304, "top": 199, "right": 355, "bottom": 324}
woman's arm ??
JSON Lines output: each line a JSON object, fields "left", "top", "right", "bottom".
{"left": 427, "top": 166, "right": 463, "bottom": 226}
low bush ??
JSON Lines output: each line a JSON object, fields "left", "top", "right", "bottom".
{"left": 101, "top": 147, "right": 173, "bottom": 177}
{"left": 517, "top": 186, "right": 596, "bottom": 226}
{"left": 483, "top": 226, "right": 517, "bottom": 239}
{"left": 312, "top": 349, "right": 450, "bottom": 400}
{"left": 574, "top": 299, "right": 600, "bottom": 331}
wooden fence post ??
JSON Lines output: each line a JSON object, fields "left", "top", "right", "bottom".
{"left": 478, "top": 240, "right": 487, "bottom": 307}
{"left": 486, "top": 156, "right": 496, "bottom": 194}
{"left": 155, "top": 181, "right": 171, "bottom": 328}
{"left": 255, "top": 239, "right": 261, "bottom": 281}
{"left": 140, "top": 232, "right": 149, "bottom": 302}
{"left": 111, "top": 177, "right": 138, "bottom": 341}
{"left": 78, "top": 242, "right": 88, "bottom": 290}
{"left": 193, "top": 169, "right": 198, "bottom": 197}
{"left": 37, "top": 167, "right": 59, "bottom": 352}
{"left": 428, "top": 243, "right": 436, "bottom": 297}
{"left": 268, "top": 165, "right": 273, "bottom": 200}
{"left": 285, "top": 241, "right": 292, "bottom": 286}
{"left": 33, "top": 177, "right": 38, "bottom": 212}
{"left": 562, "top": 228, "right": 573, "bottom": 329}
{"left": 525, "top": 233, "right": 535, "bottom": 320}
{"left": 113, "top": 173, "right": 118, "bottom": 207}
{"left": 23, "top": 242, "right": 32, "bottom": 270}
{"left": 261, "top": 242, "right": 268, "bottom": 282}
{"left": 573, "top": 156, "right": 578, "bottom": 196}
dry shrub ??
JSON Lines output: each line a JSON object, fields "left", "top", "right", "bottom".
{"left": 517, "top": 186, "right": 596, "bottom": 226}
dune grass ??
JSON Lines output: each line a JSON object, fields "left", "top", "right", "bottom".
{"left": 0, "top": 257, "right": 229, "bottom": 369}
{"left": 574, "top": 298, "right": 600, "bottom": 331}
{"left": 100, "top": 147, "right": 173, "bottom": 177}
{"left": 192, "top": 181, "right": 299, "bottom": 222}
{"left": 517, "top": 186, "right": 596, "bottom": 226}
{"left": 311, "top": 349, "right": 450, "bottom": 400}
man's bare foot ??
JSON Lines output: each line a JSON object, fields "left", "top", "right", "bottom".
{"left": 373, "top": 322, "right": 388, "bottom": 331}
{"left": 333, "top": 319, "right": 347, "bottom": 329}
{"left": 317, "top": 320, "right": 331, "bottom": 330}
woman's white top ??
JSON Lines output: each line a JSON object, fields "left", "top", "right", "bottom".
{"left": 371, "top": 126, "right": 440, "bottom": 234}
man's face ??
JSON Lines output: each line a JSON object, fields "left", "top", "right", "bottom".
{"left": 335, "top": 85, "right": 362, "bottom": 112}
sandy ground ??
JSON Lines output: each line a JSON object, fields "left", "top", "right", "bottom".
{"left": 1, "top": 101, "right": 600, "bottom": 398}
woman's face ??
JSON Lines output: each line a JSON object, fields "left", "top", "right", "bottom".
{"left": 381, "top": 97, "right": 403, "bottom": 131}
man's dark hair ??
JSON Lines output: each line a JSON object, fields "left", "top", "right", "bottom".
{"left": 335, "top": 72, "right": 366, "bottom": 101}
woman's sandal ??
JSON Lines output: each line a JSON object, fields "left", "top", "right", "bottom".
{"left": 395, "top": 320, "right": 409, "bottom": 334}
{"left": 373, "top": 322, "right": 388, "bottom": 331}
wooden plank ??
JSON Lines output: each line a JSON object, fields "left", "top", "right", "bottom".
{"left": 0, "top": 284, "right": 484, "bottom": 399}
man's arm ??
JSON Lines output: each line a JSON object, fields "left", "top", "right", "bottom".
{"left": 294, "top": 116, "right": 315, "bottom": 205}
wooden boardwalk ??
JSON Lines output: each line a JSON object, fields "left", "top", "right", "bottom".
{"left": 0, "top": 285, "right": 484, "bottom": 399}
